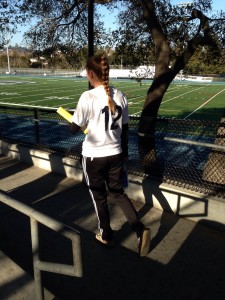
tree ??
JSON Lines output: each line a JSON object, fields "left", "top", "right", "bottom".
{"left": 110, "top": 0, "right": 225, "bottom": 171}
{"left": 184, "top": 46, "right": 225, "bottom": 75}
{"left": 0, "top": 0, "right": 112, "bottom": 50}
{"left": 1, "top": 0, "right": 224, "bottom": 173}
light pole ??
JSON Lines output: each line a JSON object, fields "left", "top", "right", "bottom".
{"left": 5, "top": 30, "right": 10, "bottom": 74}
{"left": 0, "top": 18, "right": 10, "bottom": 74}
{"left": 87, "top": 0, "right": 112, "bottom": 89}
{"left": 87, "top": 0, "right": 112, "bottom": 58}
{"left": 88, "top": 0, "right": 94, "bottom": 58}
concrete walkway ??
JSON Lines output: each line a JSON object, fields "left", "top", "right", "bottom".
{"left": 0, "top": 154, "right": 225, "bottom": 300}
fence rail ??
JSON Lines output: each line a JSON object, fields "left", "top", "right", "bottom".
{"left": 0, "top": 104, "right": 224, "bottom": 198}
{"left": 0, "top": 191, "right": 82, "bottom": 300}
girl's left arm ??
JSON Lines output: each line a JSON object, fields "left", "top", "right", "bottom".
{"left": 70, "top": 122, "right": 80, "bottom": 134}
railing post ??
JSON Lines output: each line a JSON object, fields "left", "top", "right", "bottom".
{"left": 0, "top": 193, "right": 83, "bottom": 300}
{"left": 34, "top": 108, "right": 40, "bottom": 144}
{"left": 30, "top": 217, "right": 44, "bottom": 300}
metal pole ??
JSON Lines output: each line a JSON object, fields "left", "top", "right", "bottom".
{"left": 88, "top": 0, "right": 94, "bottom": 58}
{"left": 87, "top": 0, "right": 112, "bottom": 57}
{"left": 88, "top": 0, "right": 94, "bottom": 89}
{"left": 34, "top": 108, "right": 40, "bottom": 144}
{"left": 87, "top": 1, "right": 112, "bottom": 88}
{"left": 5, "top": 26, "right": 10, "bottom": 74}
{"left": 31, "top": 217, "right": 44, "bottom": 300}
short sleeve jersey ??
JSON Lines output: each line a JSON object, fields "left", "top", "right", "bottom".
{"left": 72, "top": 85, "right": 129, "bottom": 157}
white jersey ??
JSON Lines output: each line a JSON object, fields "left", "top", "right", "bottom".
{"left": 72, "top": 85, "right": 129, "bottom": 157}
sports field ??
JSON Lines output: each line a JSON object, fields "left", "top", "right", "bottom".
{"left": 0, "top": 75, "right": 224, "bottom": 121}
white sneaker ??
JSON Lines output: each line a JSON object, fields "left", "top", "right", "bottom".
{"left": 95, "top": 232, "right": 114, "bottom": 248}
{"left": 138, "top": 228, "right": 151, "bottom": 257}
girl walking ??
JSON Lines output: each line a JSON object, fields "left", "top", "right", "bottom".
{"left": 70, "top": 54, "right": 151, "bottom": 257}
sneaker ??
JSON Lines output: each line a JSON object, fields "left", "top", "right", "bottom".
{"left": 95, "top": 232, "right": 114, "bottom": 248}
{"left": 138, "top": 228, "right": 151, "bottom": 257}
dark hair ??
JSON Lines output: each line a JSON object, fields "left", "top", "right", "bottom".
{"left": 86, "top": 54, "right": 115, "bottom": 114}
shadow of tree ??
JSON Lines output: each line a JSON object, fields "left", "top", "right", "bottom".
{"left": 1, "top": 156, "right": 225, "bottom": 300}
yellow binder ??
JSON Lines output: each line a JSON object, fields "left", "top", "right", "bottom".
{"left": 57, "top": 107, "right": 88, "bottom": 134}
{"left": 57, "top": 106, "right": 73, "bottom": 123}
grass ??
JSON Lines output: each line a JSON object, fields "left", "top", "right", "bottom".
{"left": 0, "top": 75, "right": 224, "bottom": 122}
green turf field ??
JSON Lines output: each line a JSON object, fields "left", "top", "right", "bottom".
{"left": 0, "top": 75, "right": 224, "bottom": 121}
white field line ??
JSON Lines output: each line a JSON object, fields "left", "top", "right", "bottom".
{"left": 161, "top": 86, "right": 205, "bottom": 104}
{"left": 24, "top": 97, "right": 74, "bottom": 105}
{"left": 0, "top": 79, "right": 85, "bottom": 100}
{"left": 0, "top": 88, "right": 82, "bottom": 103}
{"left": 162, "top": 85, "right": 190, "bottom": 95}
{"left": 184, "top": 88, "right": 225, "bottom": 119}
{"left": 57, "top": 100, "right": 79, "bottom": 108}
{"left": 58, "top": 84, "right": 147, "bottom": 108}
{"left": 0, "top": 79, "right": 142, "bottom": 107}
{"left": 130, "top": 85, "right": 205, "bottom": 116}
{"left": 0, "top": 90, "right": 82, "bottom": 105}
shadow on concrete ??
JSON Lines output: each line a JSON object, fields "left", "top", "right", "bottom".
{"left": 1, "top": 157, "right": 225, "bottom": 300}
{"left": 0, "top": 154, "right": 31, "bottom": 180}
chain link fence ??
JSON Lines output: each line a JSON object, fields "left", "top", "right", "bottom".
{"left": 0, "top": 104, "right": 224, "bottom": 198}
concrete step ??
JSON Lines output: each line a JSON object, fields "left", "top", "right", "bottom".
{"left": 1, "top": 155, "right": 225, "bottom": 300}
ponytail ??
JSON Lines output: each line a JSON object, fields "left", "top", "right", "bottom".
{"left": 101, "top": 55, "right": 116, "bottom": 115}
{"left": 86, "top": 53, "right": 116, "bottom": 115}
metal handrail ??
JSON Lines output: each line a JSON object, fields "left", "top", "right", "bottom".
{"left": 0, "top": 192, "right": 83, "bottom": 300}
{"left": 138, "top": 132, "right": 225, "bottom": 151}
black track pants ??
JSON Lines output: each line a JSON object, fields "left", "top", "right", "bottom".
{"left": 82, "top": 153, "right": 144, "bottom": 241}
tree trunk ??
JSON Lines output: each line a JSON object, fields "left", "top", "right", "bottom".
{"left": 202, "top": 110, "right": 225, "bottom": 184}
{"left": 138, "top": 71, "right": 174, "bottom": 173}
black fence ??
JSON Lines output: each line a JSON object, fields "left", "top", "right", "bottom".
{"left": 0, "top": 104, "right": 224, "bottom": 198}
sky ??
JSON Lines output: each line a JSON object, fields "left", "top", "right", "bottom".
{"left": 9, "top": 0, "right": 225, "bottom": 46}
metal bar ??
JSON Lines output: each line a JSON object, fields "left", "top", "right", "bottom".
{"left": 0, "top": 103, "right": 62, "bottom": 110}
{"left": 71, "top": 234, "right": 83, "bottom": 277}
{"left": 0, "top": 192, "right": 83, "bottom": 300}
{"left": 30, "top": 217, "right": 44, "bottom": 300}
{"left": 138, "top": 132, "right": 225, "bottom": 151}
{"left": 34, "top": 109, "right": 40, "bottom": 144}
{"left": 88, "top": 0, "right": 94, "bottom": 58}
{"left": 36, "top": 261, "right": 78, "bottom": 276}
{"left": 164, "top": 136, "right": 225, "bottom": 151}
{"left": 5, "top": 28, "right": 10, "bottom": 74}
{"left": 88, "top": 0, "right": 94, "bottom": 90}
{"left": 0, "top": 193, "right": 79, "bottom": 236}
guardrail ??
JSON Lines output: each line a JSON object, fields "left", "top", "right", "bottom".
{"left": 0, "top": 104, "right": 224, "bottom": 198}
{"left": 0, "top": 192, "right": 83, "bottom": 300}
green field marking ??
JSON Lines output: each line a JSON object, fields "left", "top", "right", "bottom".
{"left": 0, "top": 76, "right": 224, "bottom": 121}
